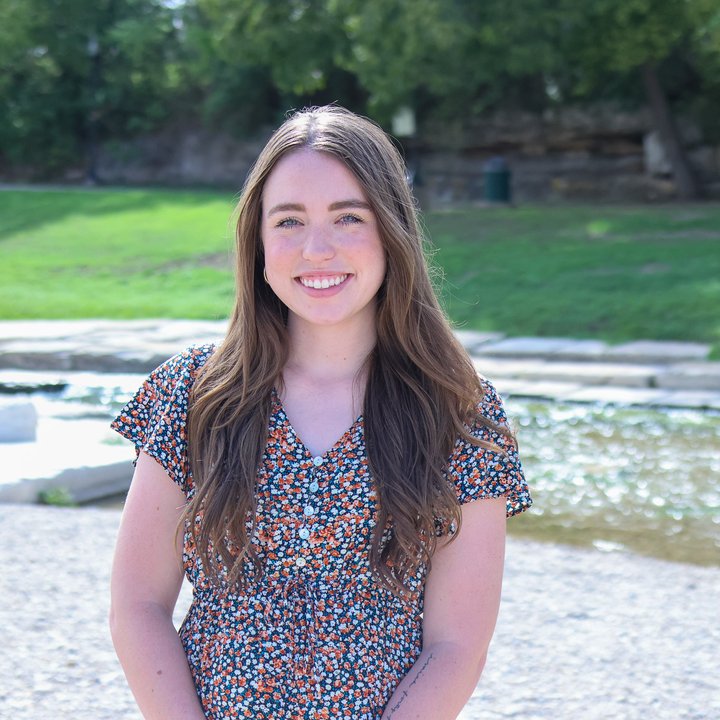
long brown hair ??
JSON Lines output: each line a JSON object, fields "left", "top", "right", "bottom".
{"left": 186, "top": 106, "right": 509, "bottom": 595}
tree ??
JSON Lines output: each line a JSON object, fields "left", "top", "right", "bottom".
{"left": 553, "top": 0, "right": 720, "bottom": 199}
{"left": 0, "top": 0, "right": 181, "bottom": 178}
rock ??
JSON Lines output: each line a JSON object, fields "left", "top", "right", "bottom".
{"left": 644, "top": 131, "right": 672, "bottom": 176}
{"left": 0, "top": 399, "right": 38, "bottom": 442}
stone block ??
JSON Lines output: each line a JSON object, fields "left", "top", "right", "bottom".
{"left": 605, "top": 341, "right": 710, "bottom": 363}
{"left": 0, "top": 319, "right": 108, "bottom": 341}
{"left": 497, "top": 380, "right": 584, "bottom": 401}
{"left": 454, "top": 330, "right": 505, "bottom": 353}
{"left": 655, "top": 362, "right": 720, "bottom": 390}
{"left": 644, "top": 131, "right": 671, "bottom": 176}
{"left": 0, "top": 461, "right": 132, "bottom": 504}
{"left": 562, "top": 386, "right": 668, "bottom": 406}
{"left": 0, "top": 349, "right": 74, "bottom": 371}
{"left": 550, "top": 339, "right": 609, "bottom": 360}
{"left": 478, "top": 337, "right": 578, "bottom": 357}
{"left": 650, "top": 391, "right": 720, "bottom": 410}
{"left": 472, "top": 357, "right": 549, "bottom": 378}
{"left": 0, "top": 400, "right": 38, "bottom": 442}
{"left": 0, "top": 370, "right": 67, "bottom": 394}
{"left": 71, "top": 350, "right": 169, "bottom": 373}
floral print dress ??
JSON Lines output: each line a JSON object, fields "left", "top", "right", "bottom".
{"left": 111, "top": 345, "right": 531, "bottom": 719}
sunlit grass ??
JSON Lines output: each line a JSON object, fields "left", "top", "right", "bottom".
{"left": 1, "top": 188, "right": 719, "bottom": 353}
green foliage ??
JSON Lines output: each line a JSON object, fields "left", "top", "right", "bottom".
{"left": 1, "top": 189, "right": 719, "bottom": 355}
{"left": 1, "top": 0, "right": 719, "bottom": 174}
{"left": 0, "top": 0, "right": 181, "bottom": 173}
{"left": 38, "top": 487, "right": 76, "bottom": 507}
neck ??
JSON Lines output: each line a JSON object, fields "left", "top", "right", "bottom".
{"left": 285, "top": 316, "right": 377, "bottom": 385}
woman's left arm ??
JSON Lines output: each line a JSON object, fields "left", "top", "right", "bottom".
{"left": 380, "top": 496, "right": 507, "bottom": 720}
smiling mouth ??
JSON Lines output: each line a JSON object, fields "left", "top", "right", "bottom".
{"left": 298, "top": 274, "right": 349, "bottom": 289}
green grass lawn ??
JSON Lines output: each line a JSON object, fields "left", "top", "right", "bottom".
{"left": 1, "top": 188, "right": 719, "bottom": 353}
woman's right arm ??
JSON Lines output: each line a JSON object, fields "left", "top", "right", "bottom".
{"left": 109, "top": 451, "right": 207, "bottom": 720}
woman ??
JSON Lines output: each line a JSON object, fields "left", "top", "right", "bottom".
{"left": 109, "top": 105, "right": 531, "bottom": 720}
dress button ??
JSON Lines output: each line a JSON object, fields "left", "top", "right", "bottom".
{"left": 303, "top": 505, "right": 315, "bottom": 516}
{"left": 312, "top": 456, "right": 323, "bottom": 467}
{"left": 299, "top": 527, "right": 310, "bottom": 540}
{"left": 308, "top": 481, "right": 319, "bottom": 493}
{"left": 295, "top": 557, "right": 307, "bottom": 568}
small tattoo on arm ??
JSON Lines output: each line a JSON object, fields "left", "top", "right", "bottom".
{"left": 385, "top": 652, "right": 435, "bottom": 718}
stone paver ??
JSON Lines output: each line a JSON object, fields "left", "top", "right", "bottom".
{"left": 1, "top": 505, "right": 717, "bottom": 720}
{"left": 651, "top": 390, "right": 720, "bottom": 411}
{"left": 452, "top": 329, "right": 505, "bottom": 354}
{"left": 1, "top": 320, "right": 719, "bottom": 406}
{"left": 655, "top": 362, "right": 720, "bottom": 390}
{"left": 476, "top": 336, "right": 581, "bottom": 358}
{"left": 604, "top": 339, "right": 712, "bottom": 363}
{"left": 1, "top": 320, "right": 719, "bottom": 506}
{"left": 561, "top": 385, "right": 670, "bottom": 406}
{"left": 473, "top": 357, "right": 665, "bottom": 388}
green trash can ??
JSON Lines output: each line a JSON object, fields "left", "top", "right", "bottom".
{"left": 483, "top": 157, "right": 511, "bottom": 203}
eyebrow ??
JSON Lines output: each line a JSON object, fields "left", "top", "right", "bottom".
{"left": 266, "top": 199, "right": 372, "bottom": 216}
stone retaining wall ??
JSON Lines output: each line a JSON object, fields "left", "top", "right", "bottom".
{"left": 86, "top": 105, "right": 720, "bottom": 204}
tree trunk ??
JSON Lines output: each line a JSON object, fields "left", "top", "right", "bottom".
{"left": 641, "top": 62, "right": 701, "bottom": 199}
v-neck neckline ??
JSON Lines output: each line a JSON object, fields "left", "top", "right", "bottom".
{"left": 271, "top": 387, "right": 363, "bottom": 460}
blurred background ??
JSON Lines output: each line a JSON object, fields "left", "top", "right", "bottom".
{"left": 1, "top": 3, "right": 719, "bottom": 718}
{"left": 1, "top": 0, "right": 720, "bottom": 201}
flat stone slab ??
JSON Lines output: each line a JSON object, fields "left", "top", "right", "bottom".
{"left": 479, "top": 336, "right": 581, "bottom": 357}
{"left": 605, "top": 340, "right": 711, "bottom": 363}
{"left": 0, "top": 369, "right": 68, "bottom": 394}
{"left": 453, "top": 330, "right": 505, "bottom": 353}
{"left": 0, "top": 416, "right": 133, "bottom": 503}
{"left": 1, "top": 321, "right": 719, "bottom": 396}
{"left": 655, "top": 362, "right": 720, "bottom": 390}
{"left": 650, "top": 391, "right": 720, "bottom": 410}
{"left": 561, "top": 386, "right": 670, "bottom": 406}
{"left": 497, "top": 380, "right": 585, "bottom": 401}
{"left": 474, "top": 357, "right": 663, "bottom": 387}
{"left": 0, "top": 319, "right": 115, "bottom": 340}
{"left": 544, "top": 338, "right": 610, "bottom": 360}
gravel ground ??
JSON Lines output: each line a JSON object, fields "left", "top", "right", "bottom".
{"left": 1, "top": 505, "right": 717, "bottom": 720}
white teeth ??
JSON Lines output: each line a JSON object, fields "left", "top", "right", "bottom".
{"left": 300, "top": 274, "right": 347, "bottom": 289}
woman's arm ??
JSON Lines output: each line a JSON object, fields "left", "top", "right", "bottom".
{"left": 109, "top": 452, "right": 206, "bottom": 720}
{"left": 380, "top": 496, "right": 507, "bottom": 720}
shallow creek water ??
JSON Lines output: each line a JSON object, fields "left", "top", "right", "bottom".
{"left": 508, "top": 400, "right": 720, "bottom": 566}
{"left": 25, "top": 374, "right": 720, "bottom": 567}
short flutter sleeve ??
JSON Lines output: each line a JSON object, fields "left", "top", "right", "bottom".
{"left": 110, "top": 344, "right": 215, "bottom": 498}
{"left": 445, "top": 378, "right": 531, "bottom": 517}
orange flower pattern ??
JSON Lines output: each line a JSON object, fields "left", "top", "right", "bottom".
{"left": 111, "top": 345, "right": 531, "bottom": 719}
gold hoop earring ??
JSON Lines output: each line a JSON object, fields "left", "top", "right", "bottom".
{"left": 263, "top": 268, "right": 269, "bottom": 284}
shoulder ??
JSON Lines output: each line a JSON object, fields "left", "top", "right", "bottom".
{"left": 153, "top": 342, "right": 216, "bottom": 384}
{"left": 111, "top": 343, "right": 217, "bottom": 496}
{"left": 466, "top": 375, "right": 514, "bottom": 447}
{"left": 111, "top": 342, "right": 217, "bottom": 444}
{"left": 445, "top": 376, "right": 532, "bottom": 516}
{"left": 143, "top": 343, "right": 217, "bottom": 399}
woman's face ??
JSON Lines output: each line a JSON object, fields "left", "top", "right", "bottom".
{"left": 261, "top": 149, "right": 386, "bottom": 336}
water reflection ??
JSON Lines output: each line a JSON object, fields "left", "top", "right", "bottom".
{"left": 507, "top": 399, "right": 720, "bottom": 565}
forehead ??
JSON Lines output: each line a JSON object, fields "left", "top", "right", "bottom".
{"left": 262, "top": 149, "right": 368, "bottom": 205}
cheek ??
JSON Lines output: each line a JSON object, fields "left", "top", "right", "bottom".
{"left": 263, "top": 241, "right": 291, "bottom": 273}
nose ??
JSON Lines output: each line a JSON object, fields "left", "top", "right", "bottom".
{"left": 301, "top": 226, "right": 335, "bottom": 262}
